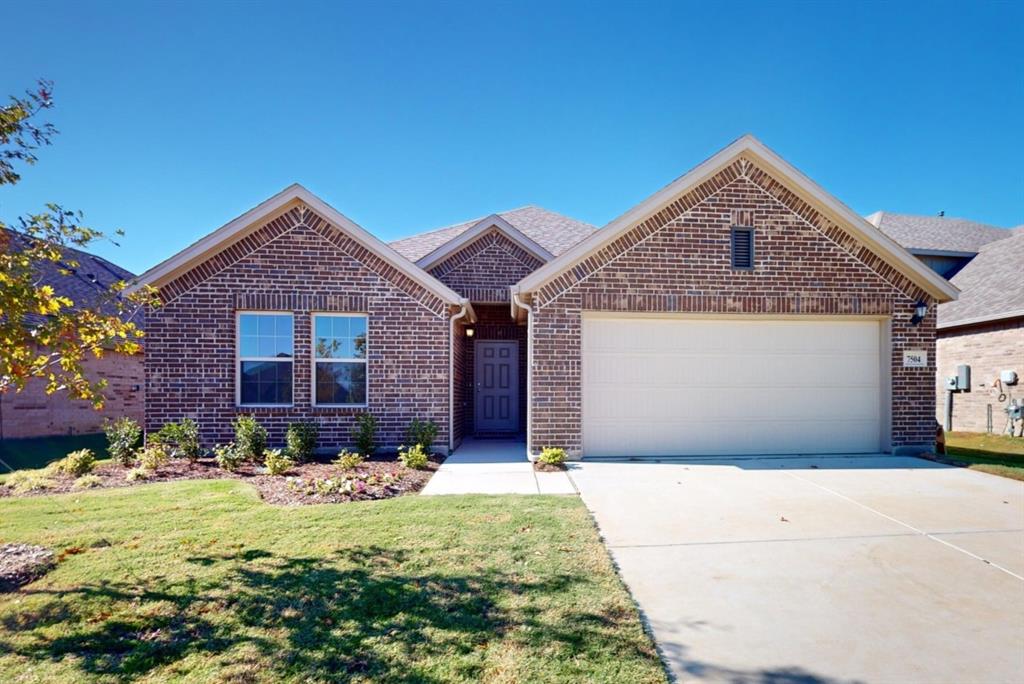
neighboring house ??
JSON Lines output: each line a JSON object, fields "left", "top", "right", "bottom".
{"left": 133, "top": 135, "right": 957, "bottom": 458}
{"left": 872, "top": 214, "right": 1022, "bottom": 433}
{"left": 0, "top": 230, "right": 144, "bottom": 439}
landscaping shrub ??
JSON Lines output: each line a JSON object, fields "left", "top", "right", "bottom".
{"left": 104, "top": 417, "right": 142, "bottom": 466}
{"left": 213, "top": 443, "right": 245, "bottom": 472}
{"left": 125, "top": 467, "right": 151, "bottom": 482}
{"left": 234, "top": 415, "right": 268, "bottom": 461}
{"left": 72, "top": 474, "right": 102, "bottom": 490}
{"left": 285, "top": 421, "right": 318, "bottom": 463}
{"left": 263, "top": 448, "right": 293, "bottom": 476}
{"left": 135, "top": 445, "right": 169, "bottom": 472}
{"left": 398, "top": 443, "right": 429, "bottom": 469}
{"left": 152, "top": 419, "right": 202, "bottom": 461}
{"left": 5, "top": 471, "right": 56, "bottom": 494}
{"left": 351, "top": 413, "right": 377, "bottom": 456}
{"left": 50, "top": 449, "right": 97, "bottom": 476}
{"left": 405, "top": 419, "right": 439, "bottom": 453}
{"left": 538, "top": 447, "right": 567, "bottom": 466}
{"left": 335, "top": 449, "right": 364, "bottom": 470}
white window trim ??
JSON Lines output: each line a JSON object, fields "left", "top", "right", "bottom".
{"left": 236, "top": 310, "right": 295, "bottom": 408}
{"left": 311, "top": 312, "right": 369, "bottom": 409}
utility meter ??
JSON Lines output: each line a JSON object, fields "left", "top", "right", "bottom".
{"left": 1001, "top": 370, "right": 1019, "bottom": 386}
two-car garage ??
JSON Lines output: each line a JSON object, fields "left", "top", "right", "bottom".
{"left": 581, "top": 315, "right": 889, "bottom": 457}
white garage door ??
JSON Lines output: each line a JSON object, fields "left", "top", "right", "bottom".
{"left": 582, "top": 316, "right": 884, "bottom": 457}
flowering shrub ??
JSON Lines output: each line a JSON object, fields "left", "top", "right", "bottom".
{"left": 234, "top": 415, "right": 268, "bottom": 461}
{"left": 538, "top": 447, "right": 567, "bottom": 466}
{"left": 335, "top": 450, "right": 364, "bottom": 470}
{"left": 285, "top": 421, "right": 318, "bottom": 463}
{"left": 286, "top": 471, "right": 400, "bottom": 498}
{"left": 398, "top": 444, "right": 429, "bottom": 470}
{"left": 152, "top": 419, "right": 202, "bottom": 461}
{"left": 263, "top": 448, "right": 293, "bottom": 476}
{"left": 50, "top": 449, "right": 97, "bottom": 476}
{"left": 104, "top": 417, "right": 142, "bottom": 466}
{"left": 135, "top": 444, "right": 170, "bottom": 472}
{"left": 213, "top": 443, "right": 245, "bottom": 472}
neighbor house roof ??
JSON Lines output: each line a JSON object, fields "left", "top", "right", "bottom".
{"left": 867, "top": 211, "right": 1011, "bottom": 254}
{"left": 2, "top": 228, "right": 141, "bottom": 328}
{"left": 389, "top": 206, "right": 597, "bottom": 262}
{"left": 516, "top": 135, "right": 960, "bottom": 304}
{"left": 938, "top": 230, "right": 1024, "bottom": 329}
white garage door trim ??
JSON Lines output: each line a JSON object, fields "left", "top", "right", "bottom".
{"left": 581, "top": 313, "right": 892, "bottom": 458}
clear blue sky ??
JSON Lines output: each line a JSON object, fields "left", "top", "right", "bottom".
{"left": 3, "top": 0, "right": 1022, "bottom": 274}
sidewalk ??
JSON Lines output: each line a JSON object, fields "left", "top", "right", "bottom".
{"left": 421, "top": 439, "right": 576, "bottom": 495}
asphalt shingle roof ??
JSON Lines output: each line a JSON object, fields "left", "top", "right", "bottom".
{"left": 939, "top": 229, "right": 1024, "bottom": 327}
{"left": 2, "top": 228, "right": 141, "bottom": 328}
{"left": 868, "top": 211, "right": 1012, "bottom": 253}
{"left": 389, "top": 206, "right": 597, "bottom": 262}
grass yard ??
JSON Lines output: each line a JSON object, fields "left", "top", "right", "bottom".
{"left": 0, "top": 481, "right": 665, "bottom": 683}
{"left": 942, "top": 431, "right": 1024, "bottom": 481}
{"left": 0, "top": 433, "right": 107, "bottom": 473}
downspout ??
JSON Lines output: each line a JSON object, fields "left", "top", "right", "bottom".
{"left": 512, "top": 290, "right": 534, "bottom": 458}
{"left": 449, "top": 299, "right": 470, "bottom": 455}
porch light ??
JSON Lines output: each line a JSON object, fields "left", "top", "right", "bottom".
{"left": 910, "top": 301, "right": 928, "bottom": 326}
{"left": 465, "top": 327, "right": 475, "bottom": 338}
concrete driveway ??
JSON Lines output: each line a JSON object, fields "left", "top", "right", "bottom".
{"left": 569, "top": 455, "right": 1024, "bottom": 683}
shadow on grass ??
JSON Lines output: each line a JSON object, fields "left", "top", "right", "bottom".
{"left": 0, "top": 545, "right": 658, "bottom": 682}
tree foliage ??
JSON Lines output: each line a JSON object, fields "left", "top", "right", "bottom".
{"left": 0, "top": 80, "right": 159, "bottom": 407}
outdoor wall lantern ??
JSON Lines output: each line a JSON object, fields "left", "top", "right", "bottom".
{"left": 910, "top": 300, "right": 928, "bottom": 326}
{"left": 465, "top": 327, "right": 475, "bottom": 338}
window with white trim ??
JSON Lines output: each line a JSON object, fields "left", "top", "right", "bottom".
{"left": 238, "top": 312, "right": 294, "bottom": 405}
{"left": 313, "top": 313, "right": 368, "bottom": 406}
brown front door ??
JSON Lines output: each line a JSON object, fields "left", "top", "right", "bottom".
{"left": 474, "top": 341, "right": 519, "bottom": 433}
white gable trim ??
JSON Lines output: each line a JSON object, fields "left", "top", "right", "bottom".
{"left": 415, "top": 214, "right": 555, "bottom": 271}
{"left": 514, "top": 135, "right": 959, "bottom": 303}
{"left": 129, "top": 183, "right": 465, "bottom": 306}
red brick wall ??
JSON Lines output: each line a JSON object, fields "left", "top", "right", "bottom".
{"left": 146, "top": 204, "right": 452, "bottom": 450}
{"left": 936, "top": 318, "right": 1023, "bottom": 432}
{"left": 429, "top": 230, "right": 544, "bottom": 303}
{"left": 0, "top": 350, "right": 144, "bottom": 439}
{"left": 529, "top": 157, "right": 938, "bottom": 456}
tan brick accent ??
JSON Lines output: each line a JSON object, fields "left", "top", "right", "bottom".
{"left": 429, "top": 229, "right": 543, "bottom": 304}
{"left": 530, "top": 161, "right": 938, "bottom": 456}
{"left": 936, "top": 318, "right": 1024, "bottom": 432}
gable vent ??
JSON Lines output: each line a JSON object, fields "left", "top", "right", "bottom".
{"left": 731, "top": 227, "right": 754, "bottom": 269}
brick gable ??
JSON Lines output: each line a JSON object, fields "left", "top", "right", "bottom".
{"left": 429, "top": 230, "right": 544, "bottom": 304}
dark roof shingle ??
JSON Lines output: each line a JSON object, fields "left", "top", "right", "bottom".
{"left": 939, "top": 230, "right": 1024, "bottom": 327}
{"left": 868, "top": 211, "right": 1011, "bottom": 253}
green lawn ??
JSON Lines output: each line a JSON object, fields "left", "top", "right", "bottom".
{"left": 942, "top": 431, "right": 1024, "bottom": 481}
{"left": 0, "top": 481, "right": 665, "bottom": 683}
{"left": 0, "top": 433, "right": 107, "bottom": 473}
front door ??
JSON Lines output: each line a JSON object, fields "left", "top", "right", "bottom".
{"left": 474, "top": 341, "right": 519, "bottom": 433}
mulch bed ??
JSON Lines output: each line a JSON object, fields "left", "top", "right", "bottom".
{"left": 0, "top": 454, "right": 442, "bottom": 506}
{"left": 533, "top": 461, "right": 567, "bottom": 472}
{"left": 0, "top": 544, "right": 55, "bottom": 592}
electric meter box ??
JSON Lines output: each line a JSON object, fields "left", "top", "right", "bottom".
{"left": 1001, "top": 370, "right": 1019, "bottom": 386}
{"left": 944, "top": 376, "right": 958, "bottom": 391}
{"left": 956, "top": 364, "right": 971, "bottom": 392}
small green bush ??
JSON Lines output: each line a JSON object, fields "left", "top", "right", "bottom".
{"left": 152, "top": 419, "right": 202, "bottom": 461}
{"left": 234, "top": 415, "right": 268, "bottom": 461}
{"left": 136, "top": 444, "right": 169, "bottom": 472}
{"left": 104, "top": 417, "right": 142, "bottom": 466}
{"left": 125, "top": 467, "right": 151, "bottom": 482}
{"left": 398, "top": 443, "right": 429, "bottom": 470}
{"left": 405, "top": 419, "right": 439, "bottom": 453}
{"left": 538, "top": 447, "right": 567, "bottom": 466}
{"left": 50, "top": 449, "right": 97, "bottom": 477}
{"left": 72, "top": 474, "right": 102, "bottom": 490}
{"left": 351, "top": 413, "right": 377, "bottom": 457}
{"left": 263, "top": 448, "right": 294, "bottom": 476}
{"left": 5, "top": 471, "right": 57, "bottom": 494}
{"left": 335, "top": 449, "right": 364, "bottom": 470}
{"left": 285, "top": 421, "right": 318, "bottom": 463}
{"left": 213, "top": 443, "right": 245, "bottom": 472}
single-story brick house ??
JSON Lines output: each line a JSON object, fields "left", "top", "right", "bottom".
{"left": 870, "top": 213, "right": 1022, "bottom": 434}
{"left": 0, "top": 229, "right": 144, "bottom": 439}
{"left": 132, "top": 135, "right": 958, "bottom": 458}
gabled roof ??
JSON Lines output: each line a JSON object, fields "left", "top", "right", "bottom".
{"left": 389, "top": 206, "right": 596, "bottom": 262}
{"left": 414, "top": 215, "right": 554, "bottom": 270}
{"left": 939, "top": 230, "right": 1024, "bottom": 329}
{"left": 515, "top": 135, "right": 960, "bottom": 303}
{"left": 2, "top": 228, "right": 141, "bottom": 328}
{"left": 867, "top": 211, "right": 1012, "bottom": 254}
{"left": 130, "top": 184, "right": 466, "bottom": 307}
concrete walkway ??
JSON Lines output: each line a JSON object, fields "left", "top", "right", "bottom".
{"left": 421, "top": 439, "right": 575, "bottom": 495}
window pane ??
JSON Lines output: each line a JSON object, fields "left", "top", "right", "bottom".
{"left": 314, "top": 315, "right": 367, "bottom": 360}
{"left": 240, "top": 313, "right": 292, "bottom": 359}
{"left": 315, "top": 361, "right": 367, "bottom": 405}
{"left": 240, "top": 314, "right": 258, "bottom": 336}
{"left": 240, "top": 360, "right": 292, "bottom": 405}
{"left": 239, "top": 337, "right": 258, "bottom": 358}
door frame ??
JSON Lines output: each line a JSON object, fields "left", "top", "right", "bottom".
{"left": 473, "top": 340, "right": 520, "bottom": 434}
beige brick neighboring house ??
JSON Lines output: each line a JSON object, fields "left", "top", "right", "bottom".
{"left": 0, "top": 231, "right": 144, "bottom": 439}
{"left": 131, "top": 136, "right": 959, "bottom": 458}
{"left": 872, "top": 213, "right": 1023, "bottom": 434}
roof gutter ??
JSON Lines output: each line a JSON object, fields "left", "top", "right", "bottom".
{"left": 512, "top": 289, "right": 534, "bottom": 458}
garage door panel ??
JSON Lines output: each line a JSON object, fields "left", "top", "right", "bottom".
{"left": 582, "top": 317, "right": 883, "bottom": 457}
